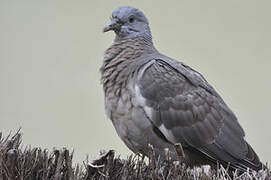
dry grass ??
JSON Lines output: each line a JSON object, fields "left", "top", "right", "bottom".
{"left": 0, "top": 130, "right": 269, "bottom": 180}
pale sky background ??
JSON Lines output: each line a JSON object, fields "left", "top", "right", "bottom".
{"left": 0, "top": 0, "right": 270, "bottom": 164}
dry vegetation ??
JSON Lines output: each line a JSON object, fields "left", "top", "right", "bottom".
{"left": 0, "top": 130, "right": 269, "bottom": 180}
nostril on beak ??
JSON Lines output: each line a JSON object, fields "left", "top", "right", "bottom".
{"left": 103, "top": 20, "right": 118, "bottom": 32}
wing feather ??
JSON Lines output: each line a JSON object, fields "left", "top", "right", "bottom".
{"left": 135, "top": 54, "right": 262, "bottom": 170}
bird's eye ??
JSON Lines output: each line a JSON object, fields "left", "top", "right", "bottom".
{"left": 129, "top": 17, "right": 135, "bottom": 23}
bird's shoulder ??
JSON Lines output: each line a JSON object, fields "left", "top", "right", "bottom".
{"left": 132, "top": 53, "right": 221, "bottom": 102}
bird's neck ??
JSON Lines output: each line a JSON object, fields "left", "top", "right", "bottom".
{"left": 114, "top": 28, "right": 153, "bottom": 44}
{"left": 100, "top": 37, "right": 156, "bottom": 96}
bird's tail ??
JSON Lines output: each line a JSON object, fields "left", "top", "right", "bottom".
{"left": 236, "top": 142, "right": 264, "bottom": 171}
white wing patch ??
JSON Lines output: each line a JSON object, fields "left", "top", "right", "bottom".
{"left": 134, "top": 84, "right": 176, "bottom": 144}
{"left": 135, "top": 85, "right": 153, "bottom": 119}
{"left": 134, "top": 85, "right": 146, "bottom": 105}
{"left": 159, "top": 124, "right": 177, "bottom": 143}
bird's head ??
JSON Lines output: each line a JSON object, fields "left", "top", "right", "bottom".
{"left": 103, "top": 6, "right": 152, "bottom": 42}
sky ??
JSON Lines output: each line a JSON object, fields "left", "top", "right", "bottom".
{"left": 0, "top": 0, "right": 270, "bottom": 164}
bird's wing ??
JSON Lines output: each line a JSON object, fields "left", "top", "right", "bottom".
{"left": 134, "top": 54, "right": 262, "bottom": 170}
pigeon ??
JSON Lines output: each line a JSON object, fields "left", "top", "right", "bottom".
{"left": 100, "top": 6, "right": 263, "bottom": 171}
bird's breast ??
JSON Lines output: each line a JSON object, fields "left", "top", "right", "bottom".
{"left": 103, "top": 80, "right": 154, "bottom": 151}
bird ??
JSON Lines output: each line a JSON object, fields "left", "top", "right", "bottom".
{"left": 100, "top": 6, "right": 263, "bottom": 172}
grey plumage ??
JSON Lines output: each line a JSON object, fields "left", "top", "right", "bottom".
{"left": 101, "top": 6, "right": 263, "bottom": 171}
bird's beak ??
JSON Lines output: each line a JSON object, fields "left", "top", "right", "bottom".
{"left": 103, "top": 20, "right": 120, "bottom": 33}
